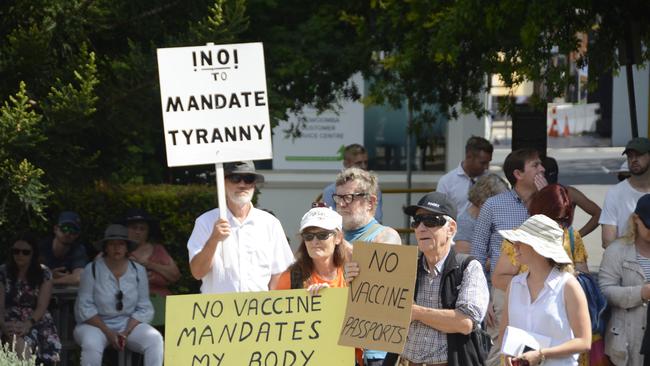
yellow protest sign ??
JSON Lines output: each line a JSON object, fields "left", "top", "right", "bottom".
{"left": 165, "top": 288, "right": 353, "bottom": 365}
{"left": 338, "top": 242, "right": 418, "bottom": 354}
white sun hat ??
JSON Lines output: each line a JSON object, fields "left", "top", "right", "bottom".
{"left": 498, "top": 214, "right": 572, "bottom": 264}
{"left": 300, "top": 207, "right": 342, "bottom": 232}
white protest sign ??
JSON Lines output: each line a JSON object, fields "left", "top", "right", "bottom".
{"left": 157, "top": 42, "right": 272, "bottom": 167}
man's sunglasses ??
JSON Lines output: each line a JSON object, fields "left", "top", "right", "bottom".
{"left": 332, "top": 192, "right": 368, "bottom": 205}
{"left": 59, "top": 225, "right": 80, "bottom": 234}
{"left": 302, "top": 231, "right": 335, "bottom": 241}
{"left": 226, "top": 174, "right": 257, "bottom": 184}
{"left": 410, "top": 215, "right": 447, "bottom": 228}
{"left": 116, "top": 290, "right": 124, "bottom": 311}
{"left": 12, "top": 248, "right": 32, "bottom": 256}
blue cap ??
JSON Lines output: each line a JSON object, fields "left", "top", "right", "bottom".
{"left": 58, "top": 211, "right": 81, "bottom": 230}
{"left": 635, "top": 194, "right": 650, "bottom": 229}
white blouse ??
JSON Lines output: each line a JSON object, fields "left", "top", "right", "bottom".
{"left": 508, "top": 268, "right": 577, "bottom": 366}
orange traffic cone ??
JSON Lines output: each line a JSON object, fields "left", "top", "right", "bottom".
{"left": 548, "top": 119, "right": 559, "bottom": 137}
{"left": 562, "top": 117, "right": 570, "bottom": 137}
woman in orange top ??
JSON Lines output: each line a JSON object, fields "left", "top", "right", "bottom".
{"left": 273, "top": 205, "right": 346, "bottom": 294}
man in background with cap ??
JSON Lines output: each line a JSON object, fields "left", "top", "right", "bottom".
{"left": 600, "top": 137, "right": 650, "bottom": 248}
{"left": 187, "top": 161, "right": 294, "bottom": 294}
{"left": 346, "top": 192, "right": 489, "bottom": 365}
{"left": 39, "top": 211, "right": 88, "bottom": 286}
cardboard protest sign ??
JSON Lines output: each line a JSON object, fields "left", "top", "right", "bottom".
{"left": 165, "top": 288, "right": 353, "bottom": 365}
{"left": 338, "top": 242, "right": 418, "bottom": 354}
{"left": 157, "top": 42, "right": 272, "bottom": 167}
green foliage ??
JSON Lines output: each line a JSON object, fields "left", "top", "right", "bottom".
{"left": 0, "top": 341, "right": 39, "bottom": 366}
{"left": 0, "top": 82, "right": 50, "bottom": 228}
{"left": 50, "top": 183, "right": 219, "bottom": 294}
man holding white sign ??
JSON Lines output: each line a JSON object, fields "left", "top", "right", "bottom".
{"left": 187, "top": 161, "right": 294, "bottom": 294}
{"left": 347, "top": 192, "right": 489, "bottom": 366}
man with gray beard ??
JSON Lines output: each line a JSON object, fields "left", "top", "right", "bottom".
{"left": 187, "top": 161, "right": 294, "bottom": 294}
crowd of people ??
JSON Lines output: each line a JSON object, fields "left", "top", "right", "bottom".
{"left": 1, "top": 136, "right": 650, "bottom": 366}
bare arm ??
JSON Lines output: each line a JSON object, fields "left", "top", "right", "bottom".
{"left": 375, "top": 227, "right": 402, "bottom": 245}
{"left": 189, "top": 218, "right": 230, "bottom": 280}
{"left": 491, "top": 253, "right": 520, "bottom": 292}
{"left": 601, "top": 224, "right": 617, "bottom": 249}
{"left": 33, "top": 277, "right": 54, "bottom": 323}
{"left": 568, "top": 186, "right": 601, "bottom": 238}
{"left": 268, "top": 273, "right": 282, "bottom": 290}
{"left": 52, "top": 268, "right": 83, "bottom": 286}
{"left": 146, "top": 253, "right": 181, "bottom": 283}
{"left": 411, "top": 304, "right": 474, "bottom": 335}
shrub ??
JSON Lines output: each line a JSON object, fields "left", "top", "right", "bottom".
{"left": 0, "top": 341, "right": 39, "bottom": 366}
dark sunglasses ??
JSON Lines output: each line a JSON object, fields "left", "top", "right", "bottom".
{"left": 12, "top": 248, "right": 32, "bottom": 256}
{"left": 410, "top": 215, "right": 447, "bottom": 228}
{"left": 302, "top": 231, "right": 335, "bottom": 241}
{"left": 311, "top": 201, "right": 329, "bottom": 208}
{"left": 116, "top": 290, "right": 124, "bottom": 311}
{"left": 59, "top": 225, "right": 80, "bottom": 234}
{"left": 332, "top": 192, "right": 368, "bottom": 205}
{"left": 226, "top": 174, "right": 257, "bottom": 184}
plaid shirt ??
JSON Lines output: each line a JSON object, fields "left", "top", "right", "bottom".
{"left": 470, "top": 189, "right": 529, "bottom": 276}
{"left": 402, "top": 253, "right": 489, "bottom": 363}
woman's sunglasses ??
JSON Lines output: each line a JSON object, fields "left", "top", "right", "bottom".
{"left": 12, "top": 248, "right": 32, "bottom": 256}
{"left": 302, "top": 231, "right": 335, "bottom": 241}
{"left": 116, "top": 290, "right": 124, "bottom": 311}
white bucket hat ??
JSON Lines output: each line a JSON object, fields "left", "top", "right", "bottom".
{"left": 300, "top": 207, "right": 342, "bottom": 232}
{"left": 498, "top": 214, "right": 572, "bottom": 264}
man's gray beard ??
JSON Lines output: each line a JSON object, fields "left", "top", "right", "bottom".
{"left": 228, "top": 191, "right": 253, "bottom": 207}
{"left": 342, "top": 211, "right": 372, "bottom": 231}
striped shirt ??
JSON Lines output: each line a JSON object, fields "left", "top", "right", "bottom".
{"left": 637, "top": 252, "right": 650, "bottom": 281}
{"left": 402, "top": 252, "right": 489, "bottom": 363}
{"left": 471, "top": 190, "right": 529, "bottom": 276}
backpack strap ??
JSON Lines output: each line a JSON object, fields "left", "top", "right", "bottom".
{"left": 290, "top": 267, "right": 303, "bottom": 289}
{"left": 568, "top": 227, "right": 576, "bottom": 259}
{"left": 92, "top": 259, "right": 139, "bottom": 284}
{"left": 356, "top": 223, "right": 383, "bottom": 242}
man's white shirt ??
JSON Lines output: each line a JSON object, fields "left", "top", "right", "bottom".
{"left": 187, "top": 206, "right": 294, "bottom": 294}
{"left": 436, "top": 163, "right": 484, "bottom": 215}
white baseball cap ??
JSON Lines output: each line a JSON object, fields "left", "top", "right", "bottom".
{"left": 299, "top": 207, "right": 342, "bottom": 232}
{"left": 499, "top": 214, "right": 572, "bottom": 264}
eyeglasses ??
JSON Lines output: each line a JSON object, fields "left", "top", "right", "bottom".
{"left": 116, "top": 290, "right": 124, "bottom": 311}
{"left": 332, "top": 192, "right": 368, "bottom": 205}
{"left": 12, "top": 248, "right": 32, "bottom": 256}
{"left": 226, "top": 174, "right": 257, "bottom": 184}
{"left": 410, "top": 215, "right": 447, "bottom": 228}
{"left": 59, "top": 225, "right": 80, "bottom": 234}
{"left": 302, "top": 231, "right": 335, "bottom": 241}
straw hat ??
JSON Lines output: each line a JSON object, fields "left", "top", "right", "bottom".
{"left": 498, "top": 214, "right": 572, "bottom": 264}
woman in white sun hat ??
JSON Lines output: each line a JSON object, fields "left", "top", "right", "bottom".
{"left": 272, "top": 203, "right": 347, "bottom": 294}
{"left": 498, "top": 214, "right": 591, "bottom": 366}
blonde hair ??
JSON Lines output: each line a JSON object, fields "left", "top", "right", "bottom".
{"left": 335, "top": 167, "right": 379, "bottom": 197}
{"left": 467, "top": 173, "right": 509, "bottom": 207}
{"left": 546, "top": 259, "right": 575, "bottom": 274}
{"left": 621, "top": 214, "right": 638, "bottom": 243}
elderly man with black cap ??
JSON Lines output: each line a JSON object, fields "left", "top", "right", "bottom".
{"left": 347, "top": 192, "right": 489, "bottom": 366}
{"left": 39, "top": 211, "right": 88, "bottom": 286}
{"left": 187, "top": 161, "right": 294, "bottom": 294}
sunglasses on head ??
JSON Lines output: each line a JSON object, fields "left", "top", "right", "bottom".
{"left": 226, "top": 174, "right": 257, "bottom": 184}
{"left": 311, "top": 201, "right": 329, "bottom": 208}
{"left": 302, "top": 231, "right": 335, "bottom": 241}
{"left": 410, "top": 214, "right": 447, "bottom": 228}
{"left": 59, "top": 225, "right": 80, "bottom": 234}
{"left": 12, "top": 248, "right": 32, "bottom": 256}
{"left": 116, "top": 290, "right": 124, "bottom": 311}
